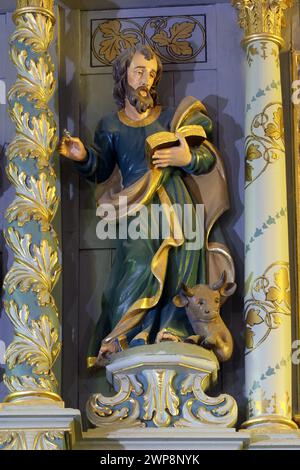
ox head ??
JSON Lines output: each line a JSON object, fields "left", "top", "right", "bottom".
{"left": 172, "top": 271, "right": 237, "bottom": 318}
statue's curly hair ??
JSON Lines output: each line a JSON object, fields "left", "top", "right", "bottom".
{"left": 112, "top": 45, "right": 163, "bottom": 109}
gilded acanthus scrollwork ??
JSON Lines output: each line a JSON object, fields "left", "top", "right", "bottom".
{"left": 86, "top": 373, "right": 144, "bottom": 428}
{"left": 175, "top": 374, "right": 237, "bottom": 427}
{"left": 0, "top": 431, "right": 27, "bottom": 450}
{"left": 3, "top": 0, "right": 61, "bottom": 401}
{"left": 33, "top": 431, "right": 65, "bottom": 450}
{"left": 4, "top": 300, "right": 60, "bottom": 375}
{"left": 0, "top": 430, "right": 66, "bottom": 450}
{"left": 7, "top": 102, "right": 57, "bottom": 170}
{"left": 4, "top": 228, "right": 61, "bottom": 308}
{"left": 11, "top": 12, "right": 55, "bottom": 52}
{"left": 143, "top": 370, "right": 179, "bottom": 427}
{"left": 8, "top": 47, "right": 55, "bottom": 108}
{"left": 232, "top": 0, "right": 293, "bottom": 44}
{"left": 4, "top": 374, "right": 58, "bottom": 395}
{"left": 5, "top": 163, "right": 59, "bottom": 231}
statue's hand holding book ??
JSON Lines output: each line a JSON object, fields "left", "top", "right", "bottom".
{"left": 147, "top": 125, "right": 206, "bottom": 169}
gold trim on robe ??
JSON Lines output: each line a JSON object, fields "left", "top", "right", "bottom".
{"left": 118, "top": 105, "right": 162, "bottom": 127}
{"left": 92, "top": 96, "right": 235, "bottom": 358}
{"left": 101, "top": 185, "right": 184, "bottom": 346}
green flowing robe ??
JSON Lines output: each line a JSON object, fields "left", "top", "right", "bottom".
{"left": 75, "top": 106, "right": 216, "bottom": 364}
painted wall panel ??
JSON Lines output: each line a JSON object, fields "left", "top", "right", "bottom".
{"left": 81, "top": 6, "right": 217, "bottom": 74}
{"left": 216, "top": 3, "right": 245, "bottom": 424}
{"left": 78, "top": 249, "right": 113, "bottom": 428}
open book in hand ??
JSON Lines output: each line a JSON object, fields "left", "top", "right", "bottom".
{"left": 145, "top": 124, "right": 207, "bottom": 167}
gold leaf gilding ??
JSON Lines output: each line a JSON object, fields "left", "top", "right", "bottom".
{"left": 3, "top": 228, "right": 61, "bottom": 308}
{"left": 5, "top": 163, "right": 59, "bottom": 230}
{"left": 8, "top": 47, "right": 55, "bottom": 106}
{"left": 5, "top": 0, "right": 60, "bottom": 400}
{"left": 4, "top": 300, "right": 60, "bottom": 374}
{"left": 12, "top": 13, "right": 54, "bottom": 52}
{"left": 7, "top": 102, "right": 57, "bottom": 169}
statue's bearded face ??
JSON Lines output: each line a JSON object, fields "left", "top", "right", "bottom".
{"left": 126, "top": 52, "right": 158, "bottom": 114}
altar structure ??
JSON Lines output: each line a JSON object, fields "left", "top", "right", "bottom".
{"left": 0, "top": 0, "right": 300, "bottom": 450}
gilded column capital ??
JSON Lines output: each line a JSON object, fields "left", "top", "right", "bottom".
{"left": 14, "top": 0, "right": 55, "bottom": 22}
{"left": 232, "top": 0, "right": 293, "bottom": 47}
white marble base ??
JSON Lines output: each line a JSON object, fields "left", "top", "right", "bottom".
{"left": 1, "top": 403, "right": 299, "bottom": 450}
{"left": 246, "top": 429, "right": 300, "bottom": 450}
{"left": 75, "top": 427, "right": 250, "bottom": 450}
{"left": 0, "top": 402, "right": 82, "bottom": 450}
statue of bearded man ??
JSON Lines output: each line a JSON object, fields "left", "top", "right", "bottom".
{"left": 58, "top": 45, "right": 231, "bottom": 367}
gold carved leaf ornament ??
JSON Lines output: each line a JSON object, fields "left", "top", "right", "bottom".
{"left": 33, "top": 431, "right": 65, "bottom": 451}
{"left": 4, "top": 300, "right": 61, "bottom": 374}
{"left": 3, "top": 227, "right": 61, "bottom": 307}
{"left": 8, "top": 47, "right": 55, "bottom": 107}
{"left": 5, "top": 163, "right": 59, "bottom": 231}
{"left": 0, "top": 431, "right": 27, "bottom": 450}
{"left": 7, "top": 102, "right": 57, "bottom": 169}
{"left": 151, "top": 21, "right": 194, "bottom": 56}
{"left": 4, "top": 374, "right": 58, "bottom": 394}
{"left": 11, "top": 13, "right": 54, "bottom": 53}
{"left": 99, "top": 20, "right": 139, "bottom": 63}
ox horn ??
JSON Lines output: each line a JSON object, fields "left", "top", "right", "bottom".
{"left": 181, "top": 283, "right": 193, "bottom": 297}
{"left": 220, "top": 282, "right": 237, "bottom": 298}
{"left": 210, "top": 271, "right": 226, "bottom": 291}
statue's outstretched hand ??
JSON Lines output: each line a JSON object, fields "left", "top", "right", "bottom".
{"left": 152, "top": 133, "right": 192, "bottom": 168}
{"left": 57, "top": 135, "right": 87, "bottom": 162}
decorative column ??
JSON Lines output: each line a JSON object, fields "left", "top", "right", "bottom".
{"left": 3, "top": 0, "right": 61, "bottom": 404}
{"left": 232, "top": 0, "right": 297, "bottom": 430}
{"left": 0, "top": 1, "right": 83, "bottom": 450}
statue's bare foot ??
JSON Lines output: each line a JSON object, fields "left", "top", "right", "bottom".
{"left": 95, "top": 342, "right": 119, "bottom": 367}
{"left": 156, "top": 330, "right": 182, "bottom": 343}
{"left": 184, "top": 335, "right": 200, "bottom": 345}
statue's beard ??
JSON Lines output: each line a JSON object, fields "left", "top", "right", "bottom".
{"left": 125, "top": 83, "right": 154, "bottom": 114}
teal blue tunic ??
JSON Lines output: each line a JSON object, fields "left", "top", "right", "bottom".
{"left": 75, "top": 107, "right": 216, "bottom": 360}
